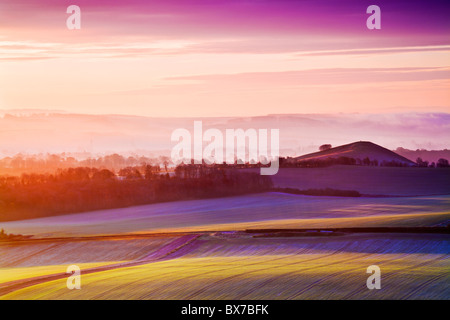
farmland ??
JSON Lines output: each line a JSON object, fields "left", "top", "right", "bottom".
{"left": 1, "top": 193, "right": 449, "bottom": 237}
{"left": 1, "top": 167, "right": 449, "bottom": 300}
{"left": 254, "top": 166, "right": 450, "bottom": 196}
{"left": 1, "top": 232, "right": 449, "bottom": 300}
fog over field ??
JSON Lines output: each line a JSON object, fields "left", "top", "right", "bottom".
{"left": 1, "top": 112, "right": 449, "bottom": 158}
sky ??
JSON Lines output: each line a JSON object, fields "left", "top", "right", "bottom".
{"left": 0, "top": 0, "right": 449, "bottom": 117}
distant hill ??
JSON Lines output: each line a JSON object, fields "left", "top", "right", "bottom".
{"left": 295, "top": 141, "right": 416, "bottom": 166}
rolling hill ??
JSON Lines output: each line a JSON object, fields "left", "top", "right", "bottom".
{"left": 295, "top": 141, "right": 416, "bottom": 166}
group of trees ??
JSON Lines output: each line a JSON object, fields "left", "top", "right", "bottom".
{"left": 416, "top": 157, "right": 450, "bottom": 168}
{"left": 0, "top": 153, "right": 275, "bottom": 176}
{"left": 319, "top": 144, "right": 332, "bottom": 152}
{"left": 279, "top": 155, "right": 450, "bottom": 168}
{"left": 279, "top": 156, "right": 411, "bottom": 168}
{"left": 0, "top": 164, "right": 273, "bottom": 222}
{"left": 0, "top": 153, "right": 171, "bottom": 176}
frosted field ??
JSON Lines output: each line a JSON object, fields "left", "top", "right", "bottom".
{"left": 1, "top": 192, "right": 449, "bottom": 300}
{"left": 2, "top": 193, "right": 450, "bottom": 238}
{"left": 0, "top": 237, "right": 174, "bottom": 268}
{"left": 1, "top": 233, "right": 449, "bottom": 300}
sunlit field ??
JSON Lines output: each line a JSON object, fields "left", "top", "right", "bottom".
{"left": 1, "top": 192, "right": 449, "bottom": 300}
{"left": 0, "top": 262, "right": 124, "bottom": 284}
{"left": 1, "top": 233, "right": 449, "bottom": 300}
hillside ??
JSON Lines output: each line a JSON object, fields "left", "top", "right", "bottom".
{"left": 295, "top": 141, "right": 416, "bottom": 166}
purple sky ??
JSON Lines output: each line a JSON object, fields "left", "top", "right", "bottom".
{"left": 0, "top": 0, "right": 449, "bottom": 117}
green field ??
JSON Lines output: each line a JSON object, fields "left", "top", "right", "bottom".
{"left": 1, "top": 233, "right": 449, "bottom": 300}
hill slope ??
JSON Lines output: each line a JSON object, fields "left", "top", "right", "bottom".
{"left": 295, "top": 141, "right": 416, "bottom": 166}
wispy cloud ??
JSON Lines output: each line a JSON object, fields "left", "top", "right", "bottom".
{"left": 0, "top": 40, "right": 200, "bottom": 60}
{"left": 163, "top": 67, "right": 450, "bottom": 87}
{"left": 295, "top": 45, "right": 450, "bottom": 57}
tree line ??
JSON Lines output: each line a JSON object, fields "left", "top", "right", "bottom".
{"left": 415, "top": 157, "right": 450, "bottom": 168}
{"left": 279, "top": 156, "right": 411, "bottom": 168}
{"left": 0, "top": 153, "right": 171, "bottom": 176}
{"left": 0, "top": 165, "right": 273, "bottom": 222}
{"left": 278, "top": 156, "right": 450, "bottom": 168}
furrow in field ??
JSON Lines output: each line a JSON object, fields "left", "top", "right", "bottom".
{"left": 181, "top": 239, "right": 363, "bottom": 300}
{"left": 238, "top": 251, "right": 410, "bottom": 300}
{"left": 400, "top": 272, "right": 449, "bottom": 300}
{"left": 1, "top": 243, "right": 65, "bottom": 268}
{"left": 341, "top": 253, "right": 450, "bottom": 299}
{"left": 0, "top": 234, "right": 202, "bottom": 297}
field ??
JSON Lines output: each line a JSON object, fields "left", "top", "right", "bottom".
{"left": 1, "top": 167, "right": 449, "bottom": 300}
{"left": 1, "top": 233, "right": 449, "bottom": 300}
{"left": 2, "top": 193, "right": 450, "bottom": 237}
{"left": 259, "top": 166, "right": 450, "bottom": 196}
